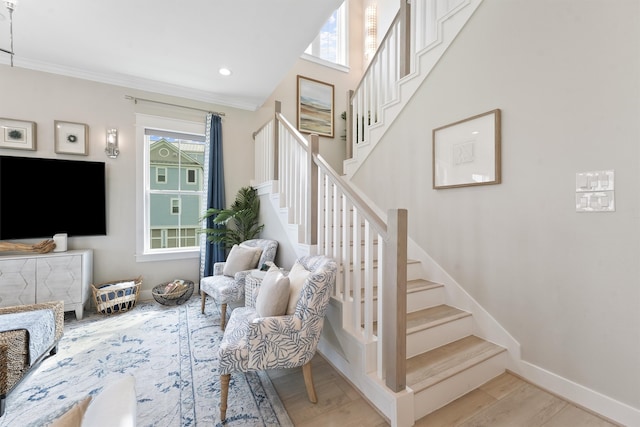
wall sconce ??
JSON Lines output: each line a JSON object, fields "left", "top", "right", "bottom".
{"left": 364, "top": 3, "right": 378, "bottom": 63}
{"left": 105, "top": 128, "right": 119, "bottom": 158}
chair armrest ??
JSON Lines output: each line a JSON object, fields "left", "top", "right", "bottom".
{"left": 233, "top": 270, "right": 252, "bottom": 299}
{"left": 213, "top": 262, "right": 225, "bottom": 276}
{"left": 245, "top": 275, "right": 261, "bottom": 308}
{"left": 0, "top": 301, "right": 64, "bottom": 342}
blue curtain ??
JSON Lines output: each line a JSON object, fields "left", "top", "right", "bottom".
{"left": 201, "top": 113, "right": 225, "bottom": 277}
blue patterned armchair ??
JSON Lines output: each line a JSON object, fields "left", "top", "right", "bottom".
{"left": 200, "top": 238, "right": 278, "bottom": 329}
{"left": 217, "top": 255, "right": 337, "bottom": 421}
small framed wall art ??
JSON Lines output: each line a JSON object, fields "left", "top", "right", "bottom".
{"left": 432, "top": 109, "right": 501, "bottom": 189}
{"left": 0, "top": 118, "right": 37, "bottom": 151}
{"left": 55, "top": 120, "right": 89, "bottom": 155}
{"left": 297, "top": 75, "right": 334, "bottom": 138}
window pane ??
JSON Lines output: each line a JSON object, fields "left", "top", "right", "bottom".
{"left": 146, "top": 132, "right": 205, "bottom": 252}
{"left": 305, "top": 1, "right": 347, "bottom": 66}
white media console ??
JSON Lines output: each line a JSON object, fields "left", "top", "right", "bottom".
{"left": 0, "top": 249, "right": 93, "bottom": 319}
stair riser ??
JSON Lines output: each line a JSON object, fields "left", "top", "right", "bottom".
{"left": 407, "top": 316, "right": 473, "bottom": 358}
{"left": 412, "top": 352, "right": 508, "bottom": 420}
{"left": 345, "top": 262, "right": 421, "bottom": 285}
{"left": 407, "top": 287, "right": 445, "bottom": 313}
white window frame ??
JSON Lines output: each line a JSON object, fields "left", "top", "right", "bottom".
{"left": 170, "top": 198, "right": 181, "bottom": 215}
{"left": 135, "top": 114, "right": 205, "bottom": 262}
{"left": 156, "top": 167, "right": 167, "bottom": 184}
{"left": 302, "top": 0, "right": 349, "bottom": 72}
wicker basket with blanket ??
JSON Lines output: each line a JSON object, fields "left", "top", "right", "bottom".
{"left": 0, "top": 300, "right": 64, "bottom": 416}
{"left": 92, "top": 277, "right": 142, "bottom": 315}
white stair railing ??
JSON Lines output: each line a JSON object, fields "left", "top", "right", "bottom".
{"left": 349, "top": 0, "right": 478, "bottom": 157}
{"left": 253, "top": 104, "right": 408, "bottom": 393}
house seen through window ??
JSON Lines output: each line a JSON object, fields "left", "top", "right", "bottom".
{"left": 145, "top": 129, "right": 205, "bottom": 251}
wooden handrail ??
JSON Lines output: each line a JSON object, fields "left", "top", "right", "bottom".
{"left": 252, "top": 119, "right": 272, "bottom": 140}
{"left": 256, "top": 103, "right": 408, "bottom": 397}
{"left": 313, "top": 154, "right": 387, "bottom": 236}
{"left": 350, "top": 9, "right": 402, "bottom": 103}
{"left": 276, "top": 112, "right": 309, "bottom": 150}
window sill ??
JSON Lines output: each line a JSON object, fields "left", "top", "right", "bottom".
{"left": 135, "top": 248, "right": 200, "bottom": 263}
{"left": 301, "top": 54, "right": 350, "bottom": 73}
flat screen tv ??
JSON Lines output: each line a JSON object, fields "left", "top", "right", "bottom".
{"left": 0, "top": 155, "right": 106, "bottom": 240}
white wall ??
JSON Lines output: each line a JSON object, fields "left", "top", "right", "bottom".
{"left": 352, "top": 0, "right": 640, "bottom": 410}
{"left": 0, "top": 66, "right": 256, "bottom": 293}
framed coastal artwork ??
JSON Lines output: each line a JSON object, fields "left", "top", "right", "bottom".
{"left": 297, "top": 75, "right": 334, "bottom": 138}
{"left": 433, "top": 109, "right": 501, "bottom": 189}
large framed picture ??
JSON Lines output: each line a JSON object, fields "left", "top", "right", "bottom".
{"left": 55, "top": 120, "right": 89, "bottom": 155}
{"left": 297, "top": 75, "right": 334, "bottom": 138}
{"left": 433, "top": 109, "right": 501, "bottom": 189}
{"left": 0, "top": 118, "right": 37, "bottom": 151}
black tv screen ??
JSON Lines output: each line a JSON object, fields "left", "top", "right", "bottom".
{"left": 0, "top": 155, "right": 106, "bottom": 239}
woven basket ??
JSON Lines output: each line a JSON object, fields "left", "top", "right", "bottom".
{"left": 152, "top": 280, "right": 194, "bottom": 305}
{"left": 92, "top": 277, "right": 142, "bottom": 315}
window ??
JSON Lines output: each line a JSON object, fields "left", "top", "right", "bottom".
{"left": 186, "top": 168, "right": 197, "bottom": 185}
{"left": 157, "top": 167, "right": 167, "bottom": 184}
{"left": 303, "top": 1, "right": 348, "bottom": 69}
{"left": 170, "top": 198, "right": 181, "bottom": 215}
{"left": 135, "top": 114, "right": 207, "bottom": 262}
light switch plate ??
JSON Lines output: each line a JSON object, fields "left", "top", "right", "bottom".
{"left": 576, "top": 170, "right": 614, "bottom": 192}
{"left": 576, "top": 191, "right": 615, "bottom": 212}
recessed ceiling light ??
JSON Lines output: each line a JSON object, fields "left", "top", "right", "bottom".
{"left": 219, "top": 68, "right": 231, "bottom": 76}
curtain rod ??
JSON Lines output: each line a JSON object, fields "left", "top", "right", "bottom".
{"left": 124, "top": 95, "right": 226, "bottom": 116}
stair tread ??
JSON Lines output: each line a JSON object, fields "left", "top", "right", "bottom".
{"left": 407, "top": 279, "right": 442, "bottom": 293}
{"left": 348, "top": 278, "right": 441, "bottom": 300}
{"left": 407, "top": 305, "right": 470, "bottom": 334}
{"left": 406, "top": 335, "right": 506, "bottom": 392}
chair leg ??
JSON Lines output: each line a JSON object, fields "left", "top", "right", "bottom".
{"left": 220, "top": 303, "right": 227, "bottom": 330}
{"left": 302, "top": 361, "right": 318, "bottom": 403}
{"left": 220, "top": 373, "right": 230, "bottom": 421}
{"left": 200, "top": 292, "right": 206, "bottom": 314}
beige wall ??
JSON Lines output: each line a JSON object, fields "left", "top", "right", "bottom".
{"left": 0, "top": 66, "right": 256, "bottom": 291}
{"left": 253, "top": 0, "right": 365, "bottom": 176}
{"left": 352, "top": 0, "right": 640, "bottom": 409}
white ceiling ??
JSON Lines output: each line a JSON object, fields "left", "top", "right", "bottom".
{"left": 0, "top": 0, "right": 343, "bottom": 110}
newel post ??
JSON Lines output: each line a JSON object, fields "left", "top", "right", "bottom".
{"left": 383, "top": 208, "right": 407, "bottom": 392}
{"left": 307, "top": 134, "right": 319, "bottom": 246}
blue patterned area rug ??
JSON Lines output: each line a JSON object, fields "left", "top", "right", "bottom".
{"left": 0, "top": 297, "right": 294, "bottom": 427}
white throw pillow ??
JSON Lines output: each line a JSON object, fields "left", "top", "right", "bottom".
{"left": 240, "top": 243, "right": 263, "bottom": 269}
{"left": 286, "top": 261, "right": 311, "bottom": 315}
{"left": 82, "top": 375, "right": 136, "bottom": 427}
{"left": 255, "top": 265, "right": 290, "bottom": 317}
{"left": 50, "top": 397, "right": 92, "bottom": 427}
{"left": 223, "top": 244, "right": 261, "bottom": 277}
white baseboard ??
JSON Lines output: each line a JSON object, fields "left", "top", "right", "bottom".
{"left": 515, "top": 361, "right": 640, "bottom": 427}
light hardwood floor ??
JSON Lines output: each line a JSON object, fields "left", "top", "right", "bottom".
{"left": 267, "top": 353, "right": 621, "bottom": 427}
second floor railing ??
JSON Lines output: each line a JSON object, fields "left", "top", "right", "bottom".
{"left": 349, "top": 0, "right": 471, "bottom": 154}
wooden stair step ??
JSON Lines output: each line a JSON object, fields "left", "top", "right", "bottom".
{"left": 351, "top": 279, "right": 441, "bottom": 299}
{"left": 406, "top": 305, "right": 470, "bottom": 334}
{"left": 407, "top": 279, "right": 442, "bottom": 294}
{"left": 406, "top": 335, "right": 506, "bottom": 393}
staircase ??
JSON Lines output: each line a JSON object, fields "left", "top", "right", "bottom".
{"left": 253, "top": 116, "right": 510, "bottom": 426}
{"left": 250, "top": 1, "right": 514, "bottom": 425}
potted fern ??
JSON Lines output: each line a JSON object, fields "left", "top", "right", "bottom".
{"left": 202, "top": 186, "right": 264, "bottom": 249}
